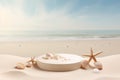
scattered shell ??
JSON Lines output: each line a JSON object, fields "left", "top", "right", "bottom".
{"left": 80, "top": 60, "right": 89, "bottom": 69}
{"left": 43, "top": 53, "right": 65, "bottom": 60}
{"left": 46, "top": 53, "right": 54, "bottom": 58}
{"left": 93, "top": 68, "right": 100, "bottom": 73}
{"left": 94, "top": 61, "right": 103, "bottom": 70}
{"left": 42, "top": 53, "right": 55, "bottom": 60}
{"left": 42, "top": 57, "right": 49, "bottom": 60}
{"left": 52, "top": 55, "right": 63, "bottom": 60}
{"left": 52, "top": 55, "right": 59, "bottom": 60}
{"left": 26, "top": 63, "right": 32, "bottom": 68}
{"left": 15, "top": 63, "right": 25, "bottom": 70}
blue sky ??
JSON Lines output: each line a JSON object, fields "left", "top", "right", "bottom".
{"left": 0, "top": 0, "right": 120, "bottom": 31}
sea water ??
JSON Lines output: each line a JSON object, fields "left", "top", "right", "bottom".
{"left": 0, "top": 30, "right": 120, "bottom": 41}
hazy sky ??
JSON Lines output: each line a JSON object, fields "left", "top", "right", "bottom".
{"left": 0, "top": 0, "right": 120, "bottom": 31}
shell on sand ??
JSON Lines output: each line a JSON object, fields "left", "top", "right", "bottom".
{"left": 93, "top": 68, "right": 100, "bottom": 73}
{"left": 94, "top": 61, "right": 103, "bottom": 70}
{"left": 26, "top": 63, "right": 32, "bottom": 68}
{"left": 15, "top": 63, "right": 25, "bottom": 69}
{"left": 80, "top": 60, "right": 89, "bottom": 69}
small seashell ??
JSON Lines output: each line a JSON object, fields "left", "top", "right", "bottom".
{"left": 42, "top": 56, "right": 49, "bottom": 60}
{"left": 94, "top": 61, "right": 103, "bottom": 70}
{"left": 93, "top": 68, "right": 100, "bottom": 73}
{"left": 26, "top": 63, "right": 32, "bottom": 68}
{"left": 80, "top": 60, "right": 89, "bottom": 69}
{"left": 52, "top": 55, "right": 58, "bottom": 60}
{"left": 53, "top": 55, "right": 62, "bottom": 60}
{"left": 46, "top": 53, "right": 54, "bottom": 58}
{"left": 15, "top": 63, "right": 25, "bottom": 70}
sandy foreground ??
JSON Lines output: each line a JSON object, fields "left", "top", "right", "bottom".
{"left": 0, "top": 39, "right": 120, "bottom": 80}
{"left": 0, "top": 54, "right": 120, "bottom": 80}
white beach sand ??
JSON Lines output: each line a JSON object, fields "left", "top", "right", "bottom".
{"left": 0, "top": 39, "right": 120, "bottom": 80}
{"left": 0, "top": 54, "right": 120, "bottom": 80}
{"left": 0, "top": 39, "right": 120, "bottom": 57}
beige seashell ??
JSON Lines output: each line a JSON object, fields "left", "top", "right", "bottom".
{"left": 52, "top": 55, "right": 59, "bottom": 60}
{"left": 93, "top": 68, "right": 100, "bottom": 73}
{"left": 80, "top": 60, "right": 89, "bottom": 69}
{"left": 46, "top": 53, "right": 54, "bottom": 58}
{"left": 52, "top": 55, "right": 63, "bottom": 60}
{"left": 42, "top": 56, "right": 49, "bottom": 60}
{"left": 26, "top": 63, "right": 32, "bottom": 68}
{"left": 94, "top": 61, "right": 103, "bottom": 70}
{"left": 42, "top": 53, "right": 55, "bottom": 60}
{"left": 15, "top": 63, "right": 25, "bottom": 70}
{"left": 44, "top": 53, "right": 65, "bottom": 60}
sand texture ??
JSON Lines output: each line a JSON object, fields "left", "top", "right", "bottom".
{"left": 0, "top": 39, "right": 120, "bottom": 57}
{"left": 0, "top": 54, "right": 120, "bottom": 80}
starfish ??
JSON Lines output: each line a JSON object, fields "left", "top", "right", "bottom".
{"left": 27, "top": 57, "right": 36, "bottom": 65}
{"left": 83, "top": 48, "right": 102, "bottom": 63}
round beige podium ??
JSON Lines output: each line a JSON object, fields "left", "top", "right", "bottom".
{"left": 36, "top": 53, "right": 84, "bottom": 71}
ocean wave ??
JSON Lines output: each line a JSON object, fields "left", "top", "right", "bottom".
{"left": 0, "top": 35, "right": 120, "bottom": 41}
{"left": 0, "top": 30, "right": 120, "bottom": 41}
